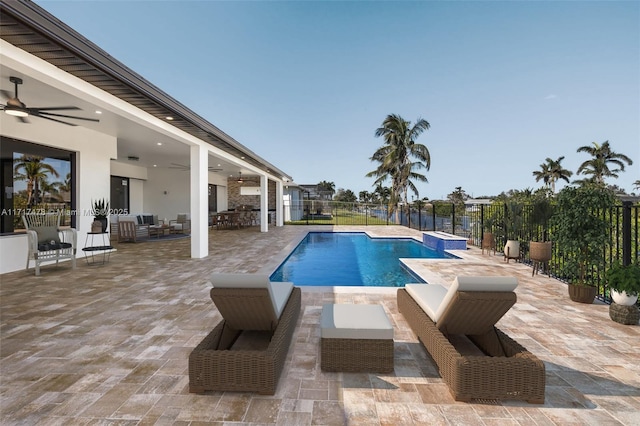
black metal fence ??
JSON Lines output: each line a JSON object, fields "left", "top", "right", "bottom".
{"left": 286, "top": 199, "right": 639, "bottom": 302}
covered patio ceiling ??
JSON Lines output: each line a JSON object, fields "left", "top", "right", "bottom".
{"left": 0, "top": 1, "right": 292, "bottom": 182}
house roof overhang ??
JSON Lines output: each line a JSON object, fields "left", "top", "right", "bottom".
{"left": 0, "top": 0, "right": 293, "bottom": 182}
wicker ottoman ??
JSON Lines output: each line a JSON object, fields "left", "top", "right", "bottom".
{"left": 320, "top": 304, "right": 394, "bottom": 373}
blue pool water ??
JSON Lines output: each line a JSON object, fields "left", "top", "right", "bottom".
{"left": 270, "top": 232, "right": 458, "bottom": 287}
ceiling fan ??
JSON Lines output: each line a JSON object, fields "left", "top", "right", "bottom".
{"left": 169, "top": 163, "right": 224, "bottom": 172}
{"left": 1, "top": 76, "right": 100, "bottom": 126}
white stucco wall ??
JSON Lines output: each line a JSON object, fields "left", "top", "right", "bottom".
{"left": 0, "top": 115, "right": 116, "bottom": 274}
{"left": 144, "top": 167, "right": 190, "bottom": 221}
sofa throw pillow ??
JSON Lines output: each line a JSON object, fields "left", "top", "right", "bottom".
{"left": 33, "top": 226, "right": 60, "bottom": 245}
{"left": 177, "top": 214, "right": 187, "bottom": 223}
{"left": 33, "top": 226, "right": 62, "bottom": 250}
{"left": 143, "top": 215, "right": 154, "bottom": 225}
{"left": 152, "top": 215, "right": 159, "bottom": 225}
{"left": 137, "top": 215, "right": 143, "bottom": 225}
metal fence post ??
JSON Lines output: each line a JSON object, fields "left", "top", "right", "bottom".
{"left": 432, "top": 207, "right": 436, "bottom": 231}
{"left": 622, "top": 200, "right": 632, "bottom": 266}
{"left": 452, "top": 204, "right": 456, "bottom": 235}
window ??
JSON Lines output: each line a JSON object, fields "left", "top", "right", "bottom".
{"left": 110, "top": 175, "right": 129, "bottom": 214}
{"left": 0, "top": 137, "right": 76, "bottom": 234}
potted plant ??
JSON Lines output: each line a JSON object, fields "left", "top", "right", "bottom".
{"left": 481, "top": 216, "right": 496, "bottom": 255}
{"left": 606, "top": 262, "right": 640, "bottom": 305}
{"left": 551, "top": 184, "right": 616, "bottom": 303}
{"left": 529, "top": 192, "right": 554, "bottom": 272}
{"left": 501, "top": 202, "right": 523, "bottom": 262}
{"left": 92, "top": 198, "right": 110, "bottom": 232}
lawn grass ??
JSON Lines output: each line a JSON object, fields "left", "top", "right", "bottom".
{"left": 286, "top": 209, "right": 389, "bottom": 225}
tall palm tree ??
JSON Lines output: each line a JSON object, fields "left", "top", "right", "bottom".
{"left": 358, "top": 191, "right": 372, "bottom": 203}
{"left": 316, "top": 180, "right": 335, "bottom": 200}
{"left": 366, "top": 114, "right": 431, "bottom": 220}
{"left": 13, "top": 155, "right": 59, "bottom": 207}
{"left": 373, "top": 184, "right": 391, "bottom": 205}
{"left": 576, "top": 141, "right": 633, "bottom": 185}
{"left": 532, "top": 156, "right": 573, "bottom": 193}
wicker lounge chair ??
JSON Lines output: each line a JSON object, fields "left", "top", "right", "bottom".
{"left": 189, "top": 273, "right": 301, "bottom": 395}
{"left": 398, "top": 276, "right": 545, "bottom": 403}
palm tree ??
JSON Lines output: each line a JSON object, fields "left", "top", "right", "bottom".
{"left": 40, "top": 179, "right": 62, "bottom": 203}
{"left": 366, "top": 114, "right": 431, "bottom": 221}
{"left": 532, "top": 156, "right": 573, "bottom": 193}
{"left": 576, "top": 141, "right": 633, "bottom": 185}
{"left": 359, "top": 191, "right": 372, "bottom": 203}
{"left": 372, "top": 184, "right": 391, "bottom": 205}
{"left": 13, "top": 155, "right": 59, "bottom": 207}
{"left": 316, "top": 181, "right": 335, "bottom": 200}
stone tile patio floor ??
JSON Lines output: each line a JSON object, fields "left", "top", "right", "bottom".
{"left": 1, "top": 225, "right": 639, "bottom": 425}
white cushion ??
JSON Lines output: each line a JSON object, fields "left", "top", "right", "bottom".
{"left": 210, "top": 273, "right": 294, "bottom": 318}
{"left": 270, "top": 281, "right": 294, "bottom": 318}
{"left": 407, "top": 276, "right": 518, "bottom": 323}
{"left": 320, "top": 304, "right": 393, "bottom": 340}
{"left": 405, "top": 283, "right": 448, "bottom": 322}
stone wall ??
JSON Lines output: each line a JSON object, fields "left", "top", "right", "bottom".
{"left": 227, "top": 177, "right": 277, "bottom": 210}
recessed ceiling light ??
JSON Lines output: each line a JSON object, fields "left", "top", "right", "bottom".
{"left": 240, "top": 156, "right": 245, "bottom": 159}
{"left": 153, "top": 164, "right": 157, "bottom": 167}
{"left": 166, "top": 116, "right": 174, "bottom": 121}
{"left": 217, "top": 164, "right": 221, "bottom": 167}
{"left": 95, "top": 110, "right": 102, "bottom": 114}
{"left": 156, "top": 142, "right": 162, "bottom": 146}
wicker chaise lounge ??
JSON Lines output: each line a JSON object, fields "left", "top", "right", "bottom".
{"left": 189, "top": 273, "right": 301, "bottom": 395}
{"left": 398, "top": 276, "right": 545, "bottom": 403}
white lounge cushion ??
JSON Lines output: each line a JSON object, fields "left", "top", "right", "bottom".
{"left": 210, "top": 273, "right": 294, "bottom": 318}
{"left": 405, "top": 283, "right": 448, "bottom": 322}
{"left": 320, "top": 304, "right": 394, "bottom": 340}
{"left": 270, "top": 281, "right": 295, "bottom": 318}
{"left": 406, "top": 276, "right": 518, "bottom": 323}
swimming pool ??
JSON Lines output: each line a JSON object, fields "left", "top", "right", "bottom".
{"left": 270, "top": 232, "right": 458, "bottom": 287}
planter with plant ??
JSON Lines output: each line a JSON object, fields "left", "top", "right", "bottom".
{"left": 529, "top": 191, "right": 554, "bottom": 275}
{"left": 481, "top": 216, "right": 496, "bottom": 255}
{"left": 606, "top": 262, "right": 640, "bottom": 306}
{"left": 92, "top": 198, "right": 110, "bottom": 233}
{"left": 551, "top": 184, "right": 616, "bottom": 303}
{"left": 500, "top": 202, "right": 523, "bottom": 262}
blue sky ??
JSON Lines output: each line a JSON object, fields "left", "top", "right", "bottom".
{"left": 37, "top": 0, "right": 639, "bottom": 199}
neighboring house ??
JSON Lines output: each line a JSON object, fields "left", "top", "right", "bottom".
{"left": 0, "top": 1, "right": 293, "bottom": 274}
{"left": 283, "top": 183, "right": 305, "bottom": 222}
{"left": 297, "top": 184, "right": 334, "bottom": 201}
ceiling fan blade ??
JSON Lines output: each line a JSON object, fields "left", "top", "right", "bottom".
{"left": 34, "top": 114, "right": 77, "bottom": 126}
{"left": 33, "top": 111, "right": 100, "bottom": 122}
{"left": 31, "top": 106, "right": 81, "bottom": 111}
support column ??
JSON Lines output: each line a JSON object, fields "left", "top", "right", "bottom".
{"left": 190, "top": 144, "right": 208, "bottom": 258}
{"left": 260, "top": 174, "right": 269, "bottom": 232}
{"left": 276, "top": 180, "right": 284, "bottom": 227}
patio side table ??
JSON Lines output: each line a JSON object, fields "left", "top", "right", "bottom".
{"left": 82, "top": 232, "right": 113, "bottom": 265}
